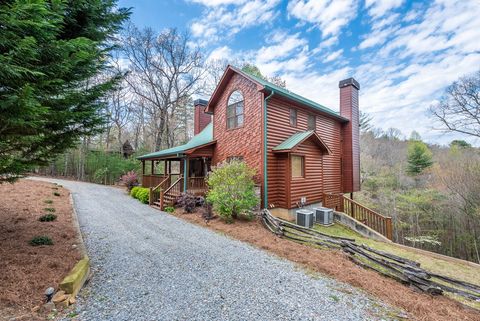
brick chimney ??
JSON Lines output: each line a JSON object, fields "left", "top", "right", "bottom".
{"left": 193, "top": 99, "right": 211, "bottom": 135}
{"left": 339, "top": 78, "right": 360, "bottom": 193}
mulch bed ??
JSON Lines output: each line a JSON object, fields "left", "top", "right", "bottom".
{"left": 172, "top": 208, "right": 480, "bottom": 321}
{"left": 0, "top": 179, "right": 82, "bottom": 320}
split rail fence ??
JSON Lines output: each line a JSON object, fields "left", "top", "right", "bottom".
{"left": 261, "top": 209, "right": 480, "bottom": 302}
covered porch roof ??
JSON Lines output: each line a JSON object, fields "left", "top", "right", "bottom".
{"left": 272, "top": 130, "right": 332, "bottom": 154}
{"left": 137, "top": 123, "right": 215, "bottom": 160}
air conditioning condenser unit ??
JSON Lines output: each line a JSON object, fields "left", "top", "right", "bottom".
{"left": 296, "top": 209, "right": 314, "bottom": 228}
{"left": 314, "top": 207, "right": 334, "bottom": 226}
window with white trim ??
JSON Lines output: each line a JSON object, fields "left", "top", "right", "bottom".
{"left": 227, "top": 90, "right": 244, "bottom": 129}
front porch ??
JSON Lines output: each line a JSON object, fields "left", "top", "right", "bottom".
{"left": 140, "top": 155, "right": 211, "bottom": 209}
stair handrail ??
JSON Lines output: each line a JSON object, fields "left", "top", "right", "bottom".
{"left": 164, "top": 175, "right": 183, "bottom": 195}
{"left": 149, "top": 175, "right": 171, "bottom": 205}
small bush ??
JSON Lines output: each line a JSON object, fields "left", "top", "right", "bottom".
{"left": 44, "top": 207, "right": 56, "bottom": 212}
{"left": 177, "top": 192, "right": 197, "bottom": 213}
{"left": 29, "top": 236, "right": 53, "bottom": 246}
{"left": 164, "top": 206, "right": 175, "bottom": 213}
{"left": 44, "top": 199, "right": 53, "bottom": 204}
{"left": 136, "top": 188, "right": 149, "bottom": 204}
{"left": 53, "top": 192, "right": 61, "bottom": 196}
{"left": 130, "top": 186, "right": 141, "bottom": 198}
{"left": 121, "top": 171, "right": 139, "bottom": 191}
{"left": 39, "top": 214, "right": 57, "bottom": 222}
{"left": 206, "top": 160, "right": 259, "bottom": 223}
{"left": 200, "top": 202, "right": 214, "bottom": 222}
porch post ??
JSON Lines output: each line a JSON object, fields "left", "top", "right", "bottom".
{"left": 164, "top": 160, "right": 167, "bottom": 176}
{"left": 183, "top": 157, "right": 188, "bottom": 192}
{"left": 142, "top": 160, "right": 145, "bottom": 175}
{"left": 151, "top": 160, "right": 154, "bottom": 175}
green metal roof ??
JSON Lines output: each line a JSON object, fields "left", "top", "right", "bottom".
{"left": 234, "top": 67, "right": 348, "bottom": 122}
{"left": 273, "top": 131, "right": 315, "bottom": 151}
{"left": 273, "top": 130, "right": 331, "bottom": 154}
{"left": 137, "top": 123, "right": 214, "bottom": 160}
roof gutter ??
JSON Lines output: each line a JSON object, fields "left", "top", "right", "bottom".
{"left": 263, "top": 89, "right": 275, "bottom": 208}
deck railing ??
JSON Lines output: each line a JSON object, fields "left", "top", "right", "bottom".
{"left": 142, "top": 174, "right": 168, "bottom": 188}
{"left": 323, "top": 193, "right": 393, "bottom": 240}
{"left": 188, "top": 177, "right": 207, "bottom": 191}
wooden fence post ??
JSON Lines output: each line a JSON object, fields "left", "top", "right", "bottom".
{"left": 160, "top": 191, "right": 164, "bottom": 210}
{"left": 385, "top": 217, "right": 393, "bottom": 240}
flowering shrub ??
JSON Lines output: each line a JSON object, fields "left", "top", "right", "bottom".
{"left": 206, "top": 160, "right": 259, "bottom": 223}
{"left": 121, "top": 171, "right": 139, "bottom": 191}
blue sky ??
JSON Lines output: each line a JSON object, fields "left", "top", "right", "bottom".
{"left": 119, "top": 0, "right": 480, "bottom": 146}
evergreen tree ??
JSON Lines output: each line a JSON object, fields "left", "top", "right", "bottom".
{"left": 406, "top": 141, "right": 434, "bottom": 175}
{"left": 0, "top": 0, "right": 130, "bottom": 181}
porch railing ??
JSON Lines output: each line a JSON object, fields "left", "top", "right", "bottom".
{"left": 142, "top": 174, "right": 168, "bottom": 188}
{"left": 323, "top": 193, "right": 393, "bottom": 240}
{"left": 188, "top": 177, "right": 207, "bottom": 191}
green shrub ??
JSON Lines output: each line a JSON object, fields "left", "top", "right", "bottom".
{"left": 39, "top": 214, "right": 57, "bottom": 222}
{"left": 206, "top": 160, "right": 259, "bottom": 223}
{"left": 130, "top": 186, "right": 149, "bottom": 204}
{"left": 44, "top": 207, "right": 56, "bottom": 212}
{"left": 164, "top": 206, "right": 175, "bottom": 213}
{"left": 136, "top": 188, "right": 150, "bottom": 204}
{"left": 29, "top": 236, "right": 53, "bottom": 246}
{"left": 130, "top": 186, "right": 140, "bottom": 198}
{"left": 53, "top": 192, "right": 61, "bottom": 196}
{"left": 44, "top": 199, "right": 53, "bottom": 204}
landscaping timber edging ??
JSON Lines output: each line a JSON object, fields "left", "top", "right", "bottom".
{"left": 57, "top": 194, "right": 91, "bottom": 296}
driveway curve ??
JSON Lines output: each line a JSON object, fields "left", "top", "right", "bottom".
{"left": 31, "top": 178, "right": 393, "bottom": 321}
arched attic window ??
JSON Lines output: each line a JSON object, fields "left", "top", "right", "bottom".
{"left": 227, "top": 90, "right": 244, "bottom": 129}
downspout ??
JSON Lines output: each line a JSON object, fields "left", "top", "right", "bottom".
{"left": 263, "top": 90, "right": 274, "bottom": 208}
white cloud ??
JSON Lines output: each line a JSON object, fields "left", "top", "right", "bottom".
{"left": 207, "top": 46, "right": 234, "bottom": 62}
{"left": 323, "top": 49, "right": 343, "bottom": 63}
{"left": 287, "top": 0, "right": 358, "bottom": 38}
{"left": 190, "top": 0, "right": 280, "bottom": 44}
{"left": 365, "top": 0, "right": 404, "bottom": 19}
{"left": 190, "top": 0, "right": 246, "bottom": 6}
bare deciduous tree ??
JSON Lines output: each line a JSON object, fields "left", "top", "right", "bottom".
{"left": 122, "top": 25, "right": 205, "bottom": 151}
{"left": 431, "top": 70, "right": 480, "bottom": 138}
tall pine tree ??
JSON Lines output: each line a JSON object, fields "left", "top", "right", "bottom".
{"left": 406, "top": 141, "right": 434, "bottom": 175}
{"left": 0, "top": 0, "right": 130, "bottom": 181}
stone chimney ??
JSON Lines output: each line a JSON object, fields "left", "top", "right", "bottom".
{"left": 339, "top": 78, "right": 360, "bottom": 193}
{"left": 193, "top": 99, "right": 211, "bottom": 135}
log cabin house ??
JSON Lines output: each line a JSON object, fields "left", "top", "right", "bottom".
{"left": 138, "top": 65, "right": 361, "bottom": 220}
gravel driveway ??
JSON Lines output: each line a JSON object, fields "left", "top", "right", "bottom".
{"left": 31, "top": 178, "right": 395, "bottom": 321}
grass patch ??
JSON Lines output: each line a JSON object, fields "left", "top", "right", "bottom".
{"left": 29, "top": 236, "right": 53, "bottom": 246}
{"left": 39, "top": 214, "right": 57, "bottom": 222}
{"left": 44, "top": 207, "right": 56, "bottom": 212}
{"left": 44, "top": 199, "right": 53, "bottom": 204}
{"left": 53, "top": 192, "right": 61, "bottom": 196}
{"left": 329, "top": 294, "right": 340, "bottom": 302}
{"left": 164, "top": 206, "right": 175, "bottom": 213}
{"left": 313, "top": 223, "right": 480, "bottom": 285}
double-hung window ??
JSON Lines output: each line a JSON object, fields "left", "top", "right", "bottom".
{"left": 227, "top": 90, "right": 244, "bottom": 129}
